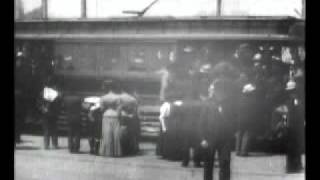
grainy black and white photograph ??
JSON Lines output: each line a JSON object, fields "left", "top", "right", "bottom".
{"left": 14, "top": 0, "right": 305, "bottom": 180}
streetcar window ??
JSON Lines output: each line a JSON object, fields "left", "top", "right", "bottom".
{"left": 48, "top": 0, "right": 81, "bottom": 18}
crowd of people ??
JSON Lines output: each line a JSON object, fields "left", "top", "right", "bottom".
{"left": 36, "top": 79, "right": 140, "bottom": 157}
{"left": 157, "top": 43, "right": 305, "bottom": 179}
{"left": 15, "top": 42, "right": 305, "bottom": 180}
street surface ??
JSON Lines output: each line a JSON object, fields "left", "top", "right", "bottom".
{"left": 15, "top": 135, "right": 305, "bottom": 180}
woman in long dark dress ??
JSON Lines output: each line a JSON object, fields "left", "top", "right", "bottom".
{"left": 118, "top": 92, "right": 139, "bottom": 156}
{"left": 158, "top": 60, "right": 195, "bottom": 160}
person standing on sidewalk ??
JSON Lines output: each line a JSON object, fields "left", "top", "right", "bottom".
{"left": 87, "top": 99, "right": 102, "bottom": 155}
{"left": 158, "top": 61, "right": 191, "bottom": 160}
{"left": 39, "top": 76, "right": 62, "bottom": 149}
{"left": 180, "top": 99, "right": 203, "bottom": 167}
{"left": 200, "top": 61, "right": 240, "bottom": 180}
{"left": 234, "top": 44, "right": 259, "bottom": 156}
{"left": 15, "top": 49, "right": 29, "bottom": 144}
{"left": 64, "top": 95, "right": 83, "bottom": 153}
{"left": 285, "top": 47, "right": 305, "bottom": 173}
{"left": 99, "top": 80, "right": 124, "bottom": 157}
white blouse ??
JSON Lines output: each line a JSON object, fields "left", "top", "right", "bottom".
{"left": 159, "top": 102, "right": 171, "bottom": 132}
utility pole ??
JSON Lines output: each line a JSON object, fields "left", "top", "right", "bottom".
{"left": 81, "top": 0, "right": 87, "bottom": 18}
{"left": 217, "top": 0, "right": 222, "bottom": 16}
{"left": 42, "top": 0, "right": 48, "bottom": 19}
{"left": 302, "top": 0, "right": 305, "bottom": 19}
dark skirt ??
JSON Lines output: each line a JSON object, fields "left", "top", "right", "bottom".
{"left": 156, "top": 127, "right": 165, "bottom": 156}
{"left": 161, "top": 105, "right": 183, "bottom": 160}
{"left": 160, "top": 101, "right": 205, "bottom": 160}
{"left": 120, "top": 117, "right": 140, "bottom": 156}
{"left": 238, "top": 95, "right": 261, "bottom": 133}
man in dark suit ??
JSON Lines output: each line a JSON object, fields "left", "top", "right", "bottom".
{"left": 200, "top": 62, "right": 240, "bottom": 180}
{"left": 87, "top": 103, "right": 102, "bottom": 155}
{"left": 64, "top": 95, "right": 83, "bottom": 153}
{"left": 234, "top": 44, "right": 259, "bottom": 156}
{"left": 15, "top": 47, "right": 33, "bottom": 144}
{"left": 179, "top": 99, "right": 203, "bottom": 167}
{"left": 15, "top": 52, "right": 27, "bottom": 143}
{"left": 285, "top": 56, "right": 305, "bottom": 173}
{"left": 40, "top": 78, "right": 62, "bottom": 149}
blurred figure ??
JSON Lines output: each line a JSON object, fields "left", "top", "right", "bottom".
{"left": 234, "top": 44, "right": 258, "bottom": 156}
{"left": 99, "top": 101, "right": 122, "bottom": 157}
{"left": 264, "top": 60, "right": 289, "bottom": 140}
{"left": 268, "top": 105, "right": 289, "bottom": 153}
{"left": 86, "top": 98, "right": 102, "bottom": 155}
{"left": 99, "top": 80, "right": 124, "bottom": 157}
{"left": 118, "top": 93, "right": 139, "bottom": 156}
{"left": 15, "top": 49, "right": 27, "bottom": 143}
{"left": 158, "top": 60, "right": 193, "bottom": 160}
{"left": 39, "top": 76, "right": 62, "bottom": 149}
{"left": 180, "top": 58, "right": 209, "bottom": 167}
{"left": 200, "top": 61, "right": 240, "bottom": 180}
{"left": 157, "top": 101, "right": 171, "bottom": 157}
{"left": 285, "top": 46, "right": 305, "bottom": 173}
{"left": 15, "top": 45, "right": 33, "bottom": 144}
{"left": 285, "top": 79, "right": 304, "bottom": 173}
{"left": 64, "top": 95, "right": 83, "bottom": 153}
{"left": 179, "top": 100, "right": 203, "bottom": 167}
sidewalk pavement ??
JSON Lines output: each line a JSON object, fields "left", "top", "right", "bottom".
{"left": 15, "top": 135, "right": 305, "bottom": 180}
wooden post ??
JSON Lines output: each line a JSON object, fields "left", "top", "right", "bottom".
{"left": 81, "top": 0, "right": 87, "bottom": 18}
{"left": 42, "top": 0, "right": 48, "bottom": 19}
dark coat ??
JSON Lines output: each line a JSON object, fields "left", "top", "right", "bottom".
{"left": 39, "top": 94, "right": 62, "bottom": 119}
{"left": 175, "top": 100, "right": 203, "bottom": 144}
{"left": 199, "top": 76, "right": 240, "bottom": 144}
{"left": 63, "top": 96, "right": 82, "bottom": 114}
{"left": 63, "top": 95, "right": 83, "bottom": 126}
{"left": 199, "top": 100, "right": 235, "bottom": 144}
